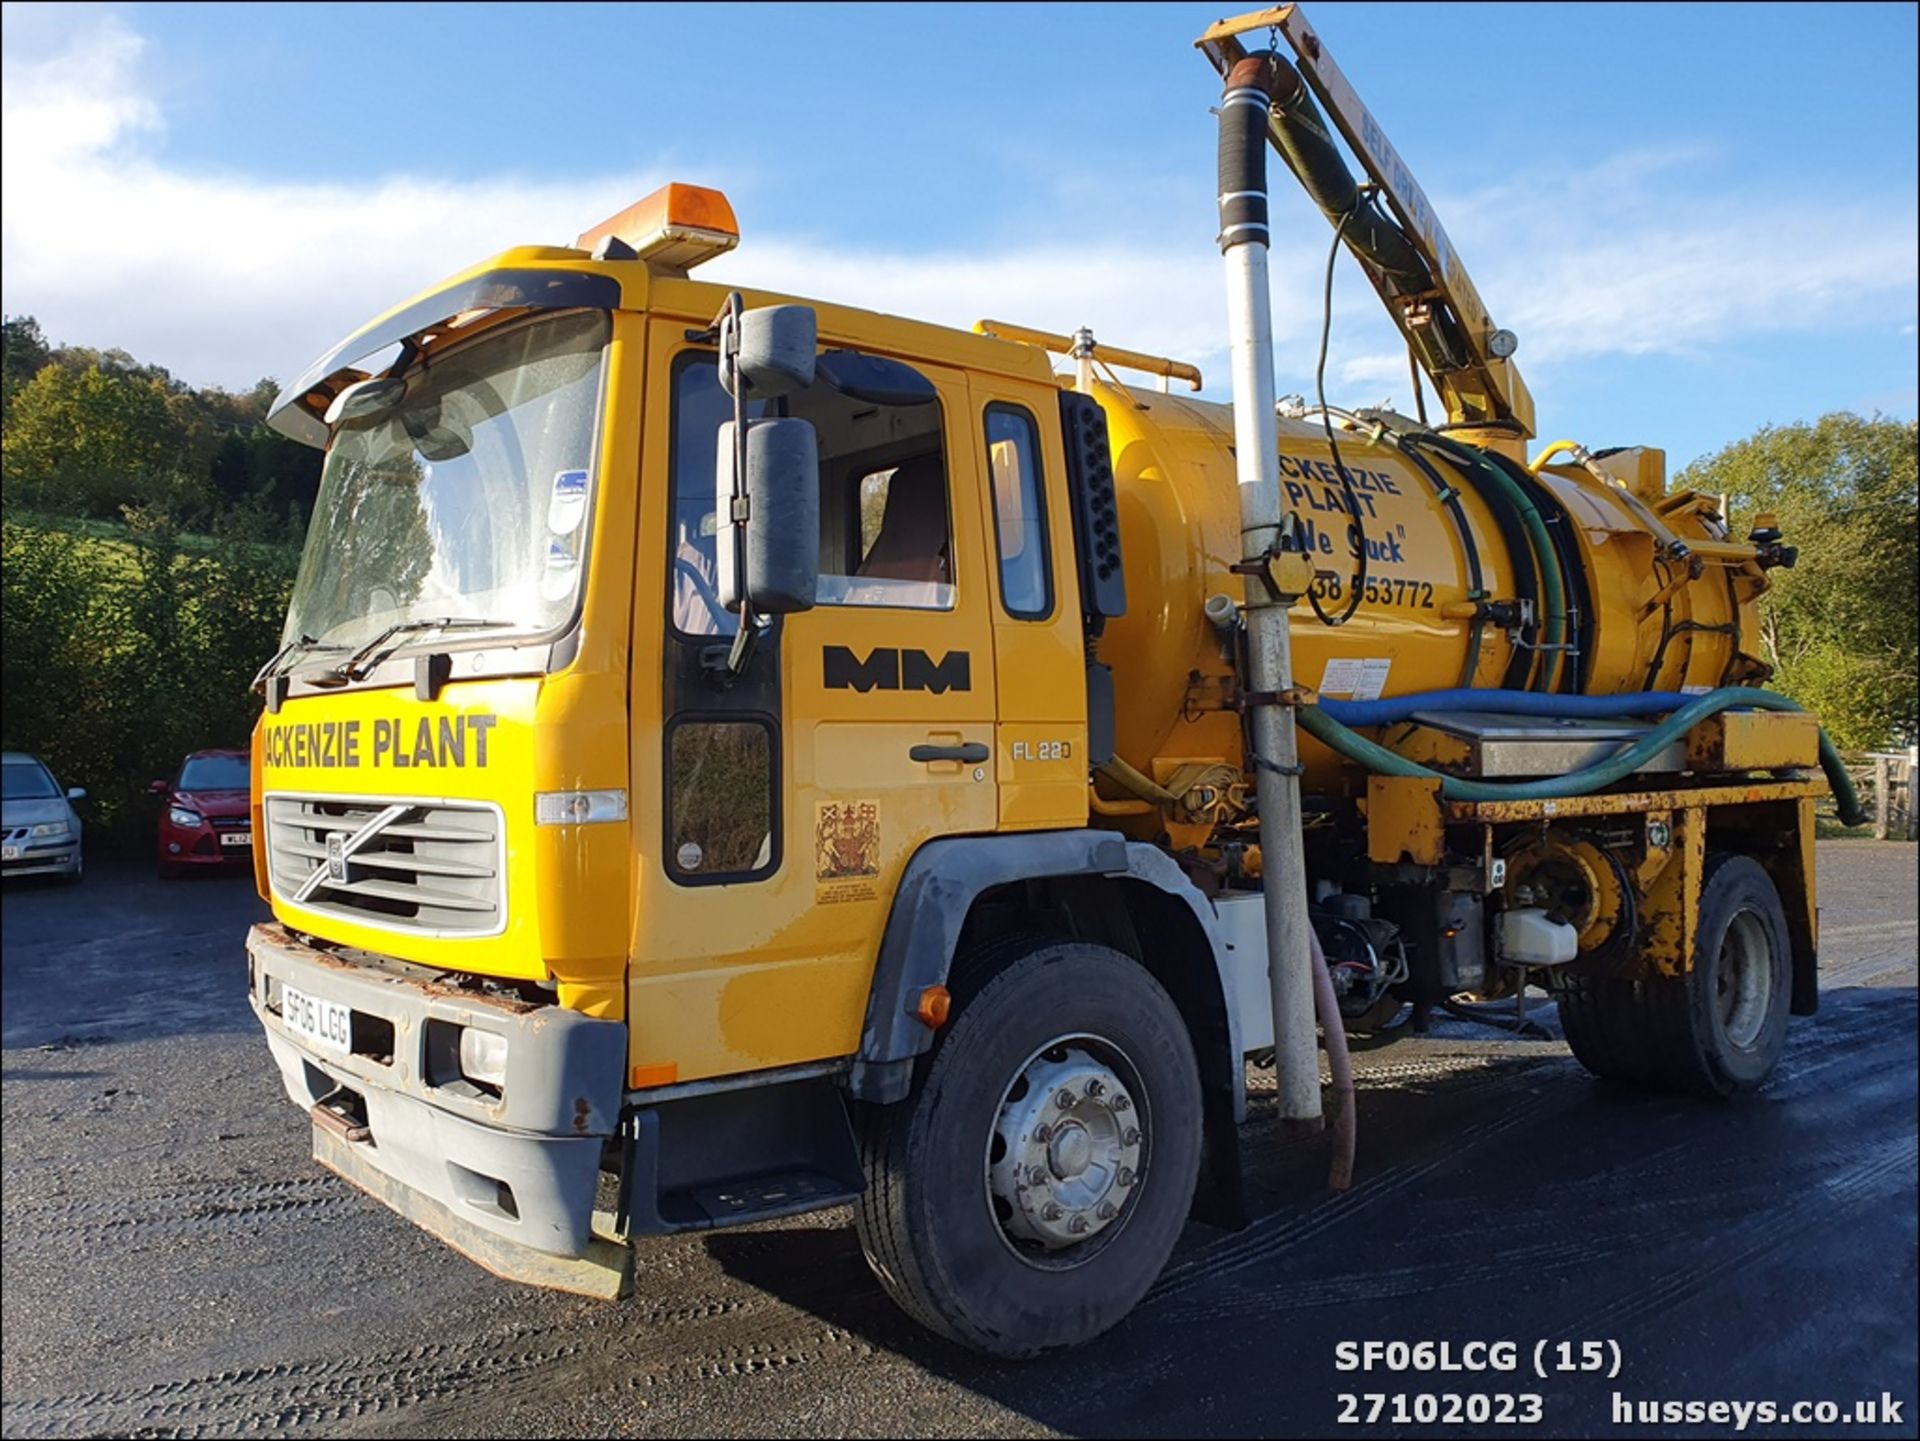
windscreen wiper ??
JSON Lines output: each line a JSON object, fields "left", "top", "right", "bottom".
{"left": 330, "top": 617, "right": 518, "bottom": 682}
{"left": 249, "top": 634, "right": 347, "bottom": 693}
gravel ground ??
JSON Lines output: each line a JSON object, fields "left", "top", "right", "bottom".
{"left": 2, "top": 843, "right": 1914, "bottom": 1438}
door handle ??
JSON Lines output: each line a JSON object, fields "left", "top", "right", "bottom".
{"left": 910, "top": 742, "right": 989, "bottom": 764}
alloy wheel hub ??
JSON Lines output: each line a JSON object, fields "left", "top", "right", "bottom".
{"left": 988, "top": 1044, "right": 1143, "bottom": 1251}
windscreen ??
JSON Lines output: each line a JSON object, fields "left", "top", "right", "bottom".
{"left": 2, "top": 762, "right": 58, "bottom": 801}
{"left": 178, "top": 755, "right": 249, "bottom": 792}
{"left": 283, "top": 310, "right": 610, "bottom": 654}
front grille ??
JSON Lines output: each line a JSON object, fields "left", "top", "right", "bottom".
{"left": 210, "top": 814, "right": 250, "bottom": 830}
{"left": 264, "top": 795, "right": 504, "bottom": 936}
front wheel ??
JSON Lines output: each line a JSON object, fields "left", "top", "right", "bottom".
{"left": 854, "top": 939, "right": 1202, "bottom": 1357}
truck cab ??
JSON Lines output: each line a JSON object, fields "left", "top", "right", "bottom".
{"left": 248, "top": 186, "right": 1196, "bottom": 1327}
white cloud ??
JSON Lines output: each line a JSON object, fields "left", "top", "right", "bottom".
{"left": 1440, "top": 147, "right": 1919, "bottom": 370}
{"left": 2, "top": 10, "right": 1913, "bottom": 415}
{"left": 0, "top": 14, "right": 665, "bottom": 387}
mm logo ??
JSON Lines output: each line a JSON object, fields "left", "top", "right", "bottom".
{"left": 823, "top": 646, "right": 971, "bottom": 695}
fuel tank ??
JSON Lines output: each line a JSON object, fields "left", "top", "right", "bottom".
{"left": 1089, "top": 380, "right": 1772, "bottom": 799}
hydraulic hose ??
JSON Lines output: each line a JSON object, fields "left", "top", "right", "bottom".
{"left": 1415, "top": 434, "right": 1571, "bottom": 693}
{"left": 1319, "top": 687, "right": 1695, "bottom": 728}
{"left": 1308, "top": 926, "right": 1356, "bottom": 1192}
{"left": 1297, "top": 685, "right": 1868, "bottom": 823}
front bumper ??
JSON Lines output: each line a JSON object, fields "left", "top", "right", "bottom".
{"left": 162, "top": 826, "right": 252, "bottom": 866}
{"left": 1, "top": 841, "right": 79, "bottom": 877}
{"left": 247, "top": 923, "right": 631, "bottom": 1294}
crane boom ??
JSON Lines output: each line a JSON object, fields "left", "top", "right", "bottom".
{"left": 1198, "top": 5, "right": 1535, "bottom": 438}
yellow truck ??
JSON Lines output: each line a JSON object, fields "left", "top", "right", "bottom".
{"left": 245, "top": 6, "right": 1860, "bottom": 1356}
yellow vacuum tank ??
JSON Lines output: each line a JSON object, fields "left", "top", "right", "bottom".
{"left": 1088, "top": 380, "right": 1772, "bottom": 795}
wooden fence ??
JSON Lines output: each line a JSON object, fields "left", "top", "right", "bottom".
{"left": 1825, "top": 748, "right": 1918, "bottom": 840}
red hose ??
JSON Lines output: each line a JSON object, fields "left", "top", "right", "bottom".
{"left": 1309, "top": 927, "right": 1357, "bottom": 1191}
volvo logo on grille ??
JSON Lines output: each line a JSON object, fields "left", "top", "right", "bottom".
{"left": 293, "top": 802, "right": 410, "bottom": 905}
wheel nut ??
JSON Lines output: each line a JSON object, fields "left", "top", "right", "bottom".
{"left": 1055, "top": 1089, "right": 1076, "bottom": 1110}
{"left": 1123, "top": 1127, "right": 1141, "bottom": 1146}
{"left": 1117, "top": 1166, "right": 1136, "bottom": 1188}
{"left": 1068, "top": 1214, "right": 1089, "bottom": 1235}
{"left": 1086, "top": 1078, "right": 1106, "bottom": 1098}
{"left": 1028, "top": 1165, "right": 1048, "bottom": 1186}
{"left": 1042, "top": 1201, "right": 1063, "bottom": 1221}
{"left": 1098, "top": 1201, "right": 1118, "bottom": 1220}
{"left": 1112, "top": 1094, "right": 1132, "bottom": 1112}
{"left": 1032, "top": 1123, "right": 1052, "bottom": 1144}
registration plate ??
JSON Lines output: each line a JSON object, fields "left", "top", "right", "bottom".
{"left": 219, "top": 831, "right": 252, "bottom": 848}
{"left": 281, "top": 984, "right": 352, "bottom": 1054}
{"left": 0, "top": 846, "right": 18, "bottom": 861}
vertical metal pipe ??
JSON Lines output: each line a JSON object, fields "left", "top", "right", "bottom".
{"left": 1218, "top": 55, "right": 1322, "bottom": 1127}
{"left": 1072, "top": 326, "right": 1096, "bottom": 395}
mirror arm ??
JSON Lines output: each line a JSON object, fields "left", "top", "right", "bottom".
{"left": 713, "top": 291, "right": 766, "bottom": 675}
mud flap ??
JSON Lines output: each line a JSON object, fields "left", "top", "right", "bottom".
{"left": 314, "top": 1124, "right": 634, "bottom": 1301}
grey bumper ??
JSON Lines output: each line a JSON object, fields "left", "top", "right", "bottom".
{"left": 246, "top": 924, "right": 626, "bottom": 1274}
{"left": 1, "top": 841, "right": 80, "bottom": 876}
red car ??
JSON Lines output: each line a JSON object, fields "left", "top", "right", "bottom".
{"left": 153, "top": 748, "right": 252, "bottom": 878}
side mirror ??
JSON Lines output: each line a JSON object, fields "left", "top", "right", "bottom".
{"left": 68, "top": 787, "right": 88, "bottom": 802}
{"left": 149, "top": 780, "right": 169, "bottom": 795}
{"left": 715, "top": 418, "right": 820, "bottom": 615}
{"left": 723, "top": 305, "right": 816, "bottom": 399}
{"left": 323, "top": 375, "right": 406, "bottom": 426}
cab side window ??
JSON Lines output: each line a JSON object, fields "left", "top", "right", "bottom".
{"left": 667, "top": 351, "right": 953, "bottom": 621}
{"left": 983, "top": 405, "right": 1051, "bottom": 620}
{"left": 667, "top": 356, "right": 765, "bottom": 637}
{"left": 799, "top": 393, "right": 953, "bottom": 612}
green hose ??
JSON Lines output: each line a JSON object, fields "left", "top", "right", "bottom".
{"left": 1297, "top": 686, "right": 1868, "bottom": 824}
{"left": 1444, "top": 444, "right": 1568, "bottom": 693}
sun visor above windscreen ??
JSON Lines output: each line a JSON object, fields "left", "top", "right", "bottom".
{"left": 267, "top": 268, "right": 623, "bottom": 448}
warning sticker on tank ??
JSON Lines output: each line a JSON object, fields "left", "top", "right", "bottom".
{"left": 1320, "top": 657, "right": 1391, "bottom": 701}
{"left": 816, "top": 799, "right": 880, "bottom": 904}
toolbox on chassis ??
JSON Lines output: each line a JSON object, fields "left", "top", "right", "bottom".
{"left": 244, "top": 6, "right": 1854, "bottom": 1357}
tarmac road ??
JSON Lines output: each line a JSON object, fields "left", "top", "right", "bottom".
{"left": 2, "top": 844, "right": 1914, "bottom": 1438}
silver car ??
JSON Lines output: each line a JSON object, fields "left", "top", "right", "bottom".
{"left": 1, "top": 752, "right": 85, "bottom": 882}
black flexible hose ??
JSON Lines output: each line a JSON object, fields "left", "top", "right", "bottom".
{"left": 1393, "top": 436, "right": 1486, "bottom": 685}
{"left": 1215, "top": 56, "right": 1280, "bottom": 252}
{"left": 1310, "top": 208, "right": 1369, "bottom": 627}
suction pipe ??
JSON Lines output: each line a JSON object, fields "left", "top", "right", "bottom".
{"left": 1217, "top": 54, "right": 1322, "bottom": 1130}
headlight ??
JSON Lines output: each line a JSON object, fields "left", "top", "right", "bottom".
{"left": 29, "top": 821, "right": 70, "bottom": 839}
{"left": 458, "top": 1028, "right": 509, "bottom": 1088}
{"left": 168, "top": 807, "right": 203, "bottom": 828}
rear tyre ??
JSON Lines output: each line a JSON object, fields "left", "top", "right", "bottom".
{"left": 1555, "top": 853, "right": 1791, "bottom": 1097}
{"left": 854, "top": 939, "right": 1202, "bottom": 1357}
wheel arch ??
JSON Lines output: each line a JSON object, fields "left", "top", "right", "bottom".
{"left": 850, "top": 830, "right": 1248, "bottom": 1227}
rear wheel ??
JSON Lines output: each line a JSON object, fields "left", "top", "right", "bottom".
{"left": 1555, "top": 853, "right": 1790, "bottom": 1096}
{"left": 854, "top": 939, "right": 1202, "bottom": 1357}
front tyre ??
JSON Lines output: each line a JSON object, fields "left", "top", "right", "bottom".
{"left": 854, "top": 940, "right": 1202, "bottom": 1357}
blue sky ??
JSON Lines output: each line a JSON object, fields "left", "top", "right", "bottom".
{"left": 3, "top": 1, "right": 1914, "bottom": 467}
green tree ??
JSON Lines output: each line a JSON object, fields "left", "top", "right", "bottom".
{"left": 1678, "top": 412, "right": 1918, "bottom": 749}
{"left": 1, "top": 362, "right": 207, "bottom": 519}
{"left": 2, "top": 314, "right": 52, "bottom": 417}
